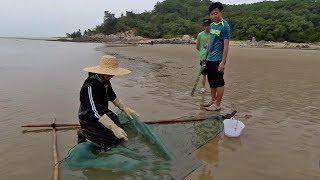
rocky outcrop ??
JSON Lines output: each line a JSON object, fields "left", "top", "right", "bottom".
{"left": 84, "top": 30, "right": 147, "bottom": 43}
{"left": 68, "top": 30, "right": 196, "bottom": 44}
{"left": 141, "top": 35, "right": 196, "bottom": 45}
{"left": 232, "top": 38, "right": 319, "bottom": 50}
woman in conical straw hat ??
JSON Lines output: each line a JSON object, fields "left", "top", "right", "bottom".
{"left": 78, "top": 55, "right": 139, "bottom": 149}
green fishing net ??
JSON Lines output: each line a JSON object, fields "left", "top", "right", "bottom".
{"left": 61, "top": 111, "right": 224, "bottom": 180}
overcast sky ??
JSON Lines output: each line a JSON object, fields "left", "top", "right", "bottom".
{"left": 0, "top": 0, "right": 272, "bottom": 37}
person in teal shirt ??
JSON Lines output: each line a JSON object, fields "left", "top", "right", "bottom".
{"left": 196, "top": 18, "right": 212, "bottom": 94}
{"left": 204, "top": 2, "right": 231, "bottom": 111}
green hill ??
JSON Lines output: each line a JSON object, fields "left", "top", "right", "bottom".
{"left": 70, "top": 0, "right": 320, "bottom": 43}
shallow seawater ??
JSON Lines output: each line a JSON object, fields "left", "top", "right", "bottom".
{"left": 0, "top": 39, "right": 160, "bottom": 179}
{"left": 0, "top": 39, "right": 319, "bottom": 180}
{"left": 0, "top": 39, "right": 208, "bottom": 180}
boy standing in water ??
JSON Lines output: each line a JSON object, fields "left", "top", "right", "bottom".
{"left": 196, "top": 18, "right": 212, "bottom": 94}
{"left": 205, "top": 2, "right": 231, "bottom": 111}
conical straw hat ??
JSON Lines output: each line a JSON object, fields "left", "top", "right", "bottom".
{"left": 83, "top": 55, "right": 131, "bottom": 76}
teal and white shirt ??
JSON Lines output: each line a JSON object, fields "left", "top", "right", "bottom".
{"left": 208, "top": 19, "right": 231, "bottom": 62}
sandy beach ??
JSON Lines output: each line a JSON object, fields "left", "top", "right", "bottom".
{"left": 101, "top": 44, "right": 320, "bottom": 180}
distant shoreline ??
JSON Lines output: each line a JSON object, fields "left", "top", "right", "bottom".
{"left": 0, "top": 37, "right": 62, "bottom": 41}
{"left": 1, "top": 36, "right": 319, "bottom": 51}
{"left": 50, "top": 38, "right": 320, "bottom": 51}
{"left": 0, "top": 37, "right": 101, "bottom": 44}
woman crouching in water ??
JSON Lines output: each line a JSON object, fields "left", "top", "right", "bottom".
{"left": 78, "top": 55, "right": 138, "bottom": 149}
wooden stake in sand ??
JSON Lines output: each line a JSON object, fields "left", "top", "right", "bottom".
{"left": 52, "top": 118, "right": 59, "bottom": 180}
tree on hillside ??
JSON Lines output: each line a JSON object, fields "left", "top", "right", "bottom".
{"left": 66, "top": 29, "right": 82, "bottom": 38}
{"left": 68, "top": 0, "right": 320, "bottom": 43}
{"left": 95, "top": 11, "right": 118, "bottom": 35}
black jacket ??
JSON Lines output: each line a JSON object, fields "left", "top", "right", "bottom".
{"left": 78, "top": 75, "right": 121, "bottom": 147}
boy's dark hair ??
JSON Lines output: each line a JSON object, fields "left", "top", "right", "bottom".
{"left": 209, "top": 2, "right": 224, "bottom": 12}
{"left": 203, "top": 18, "right": 212, "bottom": 26}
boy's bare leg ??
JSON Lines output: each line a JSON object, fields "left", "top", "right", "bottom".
{"left": 215, "top": 86, "right": 224, "bottom": 107}
{"left": 205, "top": 87, "right": 223, "bottom": 111}
{"left": 203, "top": 87, "right": 216, "bottom": 107}
{"left": 201, "top": 75, "right": 207, "bottom": 88}
{"left": 211, "top": 88, "right": 217, "bottom": 102}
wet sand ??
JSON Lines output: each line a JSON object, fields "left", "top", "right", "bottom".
{"left": 1, "top": 39, "right": 319, "bottom": 180}
{"left": 104, "top": 44, "right": 320, "bottom": 180}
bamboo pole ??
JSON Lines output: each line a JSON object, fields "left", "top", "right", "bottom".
{"left": 21, "top": 118, "right": 210, "bottom": 127}
{"left": 22, "top": 120, "right": 204, "bottom": 127}
{"left": 52, "top": 118, "right": 59, "bottom": 180}
{"left": 22, "top": 123, "right": 80, "bottom": 128}
{"left": 22, "top": 111, "right": 237, "bottom": 128}
{"left": 144, "top": 117, "right": 208, "bottom": 124}
{"left": 145, "top": 111, "right": 237, "bottom": 124}
{"left": 22, "top": 127, "right": 79, "bottom": 134}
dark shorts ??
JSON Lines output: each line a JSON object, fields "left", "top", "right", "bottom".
{"left": 206, "top": 61, "right": 225, "bottom": 88}
{"left": 200, "top": 61, "right": 208, "bottom": 75}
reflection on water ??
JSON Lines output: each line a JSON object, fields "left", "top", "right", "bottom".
{"left": 194, "top": 136, "right": 243, "bottom": 175}
{"left": 221, "top": 136, "right": 243, "bottom": 152}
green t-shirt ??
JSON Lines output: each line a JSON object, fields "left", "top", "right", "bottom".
{"left": 197, "top": 31, "right": 210, "bottom": 60}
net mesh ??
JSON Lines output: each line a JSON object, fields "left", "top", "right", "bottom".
{"left": 61, "top": 111, "right": 224, "bottom": 179}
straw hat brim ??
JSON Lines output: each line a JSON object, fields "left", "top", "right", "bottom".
{"left": 83, "top": 66, "right": 131, "bottom": 76}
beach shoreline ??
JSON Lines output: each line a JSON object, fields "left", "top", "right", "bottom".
{"left": 2, "top": 36, "right": 319, "bottom": 51}
{"left": 85, "top": 39, "right": 320, "bottom": 51}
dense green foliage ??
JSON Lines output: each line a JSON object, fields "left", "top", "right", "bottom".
{"left": 66, "top": 29, "right": 82, "bottom": 38}
{"left": 225, "top": 0, "right": 320, "bottom": 42}
{"left": 69, "top": 0, "right": 320, "bottom": 43}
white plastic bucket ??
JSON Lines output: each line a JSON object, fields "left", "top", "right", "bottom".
{"left": 223, "top": 119, "right": 245, "bottom": 138}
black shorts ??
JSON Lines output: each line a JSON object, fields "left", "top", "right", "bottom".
{"left": 79, "top": 111, "right": 123, "bottom": 148}
{"left": 207, "top": 61, "right": 225, "bottom": 88}
{"left": 200, "top": 61, "right": 208, "bottom": 75}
